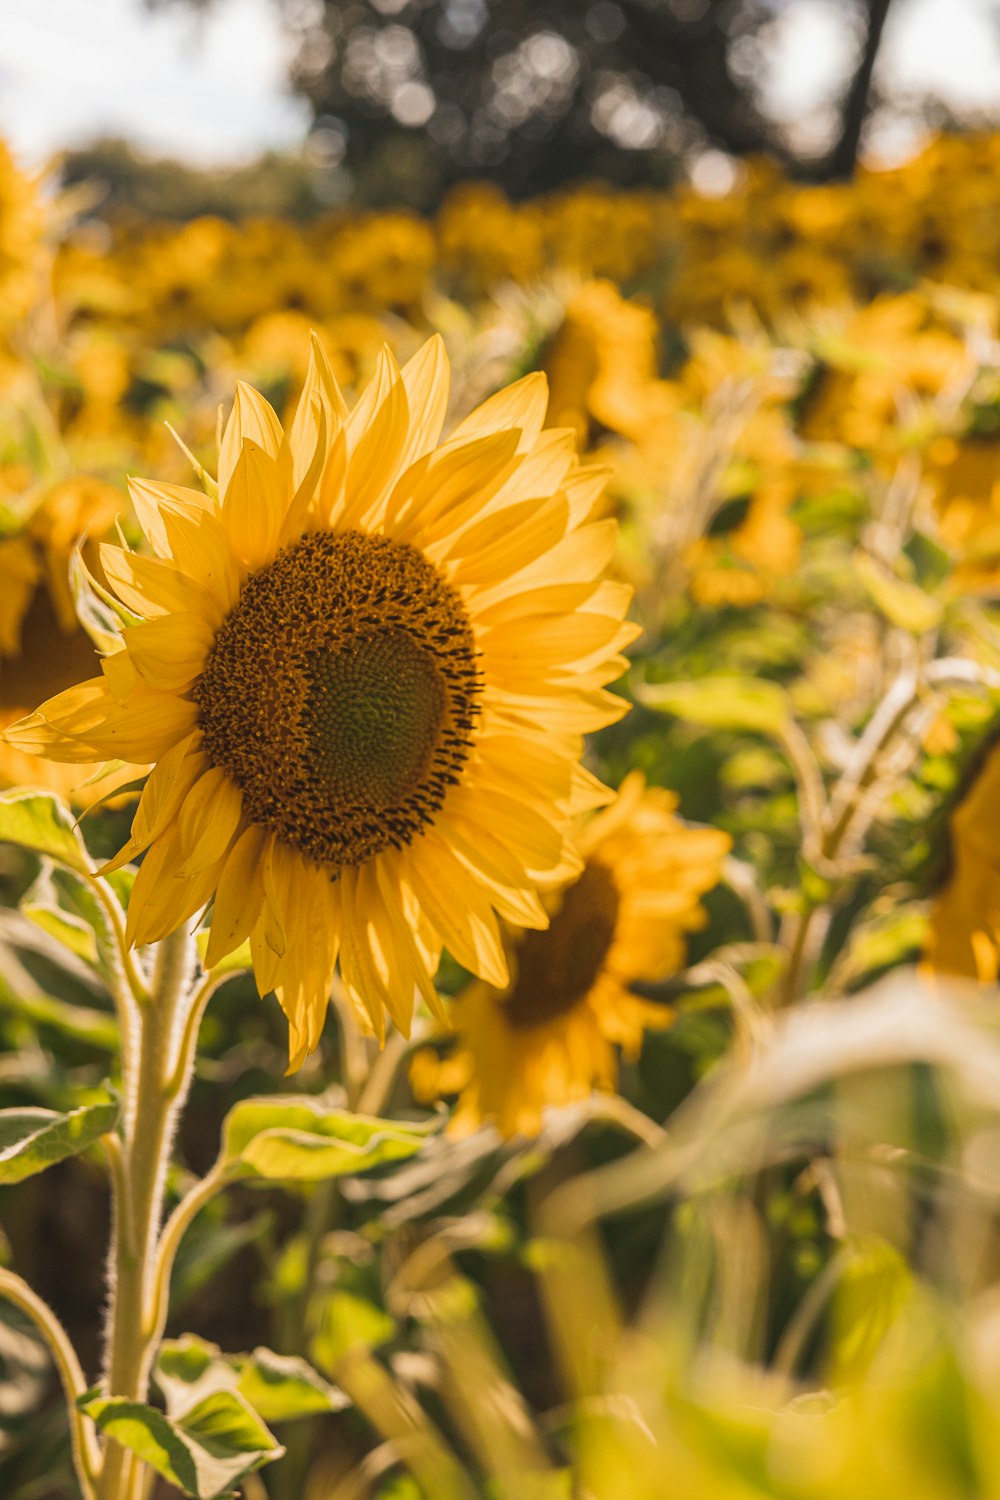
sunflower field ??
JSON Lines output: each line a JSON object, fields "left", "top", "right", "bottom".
{"left": 6, "top": 127, "right": 1000, "bottom": 1499}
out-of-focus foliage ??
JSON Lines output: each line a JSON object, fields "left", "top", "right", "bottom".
{"left": 8, "top": 121, "right": 1000, "bottom": 1498}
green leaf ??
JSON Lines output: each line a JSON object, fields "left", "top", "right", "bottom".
{"left": 23, "top": 899, "right": 98, "bottom": 966}
{"left": 236, "top": 1347, "right": 348, "bottom": 1422}
{"left": 0, "top": 975, "right": 119, "bottom": 1052}
{"left": 636, "top": 677, "right": 792, "bottom": 736}
{"left": 78, "top": 1388, "right": 282, "bottom": 1500}
{"left": 0, "top": 1100, "right": 119, "bottom": 1184}
{"left": 156, "top": 1335, "right": 237, "bottom": 1416}
{"left": 221, "top": 1097, "right": 435, "bottom": 1183}
{"left": 0, "top": 791, "right": 93, "bottom": 873}
{"left": 313, "top": 1291, "right": 395, "bottom": 1372}
{"left": 155, "top": 1336, "right": 346, "bottom": 1427}
{"left": 830, "top": 1235, "right": 913, "bottom": 1385}
{"left": 854, "top": 551, "right": 944, "bottom": 635}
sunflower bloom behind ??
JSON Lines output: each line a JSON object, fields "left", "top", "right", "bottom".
{"left": 5, "top": 334, "right": 637, "bottom": 1065}
{"left": 414, "top": 772, "right": 730, "bottom": 1138}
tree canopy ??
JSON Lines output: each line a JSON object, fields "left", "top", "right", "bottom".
{"left": 148, "top": 0, "right": 899, "bottom": 209}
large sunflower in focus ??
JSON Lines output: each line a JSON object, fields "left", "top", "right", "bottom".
{"left": 7, "top": 336, "right": 636, "bottom": 1063}
{"left": 413, "top": 773, "right": 730, "bottom": 1137}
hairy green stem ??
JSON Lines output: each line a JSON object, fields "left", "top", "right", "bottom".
{"left": 85, "top": 874, "right": 149, "bottom": 1010}
{"left": 146, "top": 1161, "right": 233, "bottom": 1352}
{"left": 98, "top": 924, "right": 198, "bottom": 1500}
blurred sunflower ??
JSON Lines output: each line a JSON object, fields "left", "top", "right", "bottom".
{"left": 412, "top": 773, "right": 729, "bottom": 1137}
{"left": 0, "top": 476, "right": 127, "bottom": 798}
{"left": 0, "top": 140, "right": 46, "bottom": 340}
{"left": 7, "top": 335, "right": 636, "bottom": 1064}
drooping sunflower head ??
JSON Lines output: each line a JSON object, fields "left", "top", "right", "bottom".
{"left": 7, "top": 334, "right": 637, "bottom": 1065}
{"left": 411, "top": 772, "right": 731, "bottom": 1138}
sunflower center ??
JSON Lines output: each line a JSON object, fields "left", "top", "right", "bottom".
{"left": 192, "top": 530, "right": 480, "bottom": 867}
{"left": 504, "top": 860, "right": 620, "bottom": 1029}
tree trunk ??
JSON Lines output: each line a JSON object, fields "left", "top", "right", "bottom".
{"left": 823, "top": 0, "right": 895, "bottom": 180}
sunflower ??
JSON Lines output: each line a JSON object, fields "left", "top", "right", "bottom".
{"left": 0, "top": 140, "right": 45, "bottom": 339}
{"left": 411, "top": 773, "right": 730, "bottom": 1137}
{"left": 0, "top": 477, "right": 129, "bottom": 799}
{"left": 6, "top": 335, "right": 636, "bottom": 1064}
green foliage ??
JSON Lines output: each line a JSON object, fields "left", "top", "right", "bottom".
{"left": 220, "top": 1096, "right": 437, "bottom": 1182}
{"left": 156, "top": 1335, "right": 347, "bottom": 1424}
{"left": 313, "top": 1289, "right": 396, "bottom": 1371}
{"left": 78, "top": 1386, "right": 282, "bottom": 1499}
{"left": 0, "top": 791, "right": 92, "bottom": 874}
{"left": 853, "top": 551, "right": 945, "bottom": 635}
{"left": 0, "top": 1099, "right": 118, "bottom": 1184}
{"left": 636, "top": 676, "right": 792, "bottom": 737}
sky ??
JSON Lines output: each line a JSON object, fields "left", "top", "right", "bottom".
{"left": 0, "top": 0, "right": 998, "bottom": 169}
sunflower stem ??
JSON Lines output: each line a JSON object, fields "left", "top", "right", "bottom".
{"left": 0, "top": 1267, "right": 101, "bottom": 1500}
{"left": 98, "top": 922, "right": 198, "bottom": 1500}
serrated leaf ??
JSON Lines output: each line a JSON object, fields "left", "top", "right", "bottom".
{"left": 0, "top": 1100, "right": 119, "bottom": 1184}
{"left": 78, "top": 1388, "right": 282, "bottom": 1499}
{"left": 0, "top": 791, "right": 93, "bottom": 873}
{"left": 637, "top": 676, "right": 792, "bottom": 736}
{"left": 854, "top": 551, "right": 944, "bottom": 635}
{"left": 221, "top": 1097, "right": 435, "bottom": 1183}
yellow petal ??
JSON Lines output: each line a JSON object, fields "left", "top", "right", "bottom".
{"left": 287, "top": 330, "right": 346, "bottom": 493}
{"left": 100, "top": 543, "right": 218, "bottom": 623}
{"left": 100, "top": 734, "right": 205, "bottom": 875}
{"left": 339, "top": 347, "right": 411, "bottom": 530}
{"left": 218, "top": 381, "right": 290, "bottom": 499}
{"left": 221, "top": 439, "right": 288, "bottom": 569}
{"left": 450, "top": 371, "right": 549, "bottom": 452}
{"left": 387, "top": 429, "right": 521, "bottom": 544}
{"left": 397, "top": 333, "right": 450, "bottom": 470}
{"left": 124, "top": 612, "right": 215, "bottom": 693}
{"left": 128, "top": 480, "right": 240, "bottom": 606}
{"left": 408, "top": 834, "right": 509, "bottom": 987}
{"left": 280, "top": 393, "right": 327, "bottom": 547}
{"left": 176, "top": 766, "right": 243, "bottom": 875}
{"left": 447, "top": 494, "right": 570, "bottom": 584}
{"left": 204, "top": 823, "right": 268, "bottom": 970}
{"left": 101, "top": 650, "right": 142, "bottom": 703}
{"left": 83, "top": 690, "right": 200, "bottom": 762}
{"left": 127, "top": 479, "right": 211, "bottom": 557}
{"left": 126, "top": 827, "right": 221, "bottom": 948}
{"left": 4, "top": 678, "right": 116, "bottom": 760}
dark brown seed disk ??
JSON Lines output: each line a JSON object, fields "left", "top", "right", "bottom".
{"left": 192, "top": 529, "right": 480, "bottom": 867}
{"left": 504, "top": 860, "right": 620, "bottom": 1028}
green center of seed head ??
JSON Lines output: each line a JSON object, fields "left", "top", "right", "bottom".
{"left": 305, "top": 628, "right": 447, "bottom": 809}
